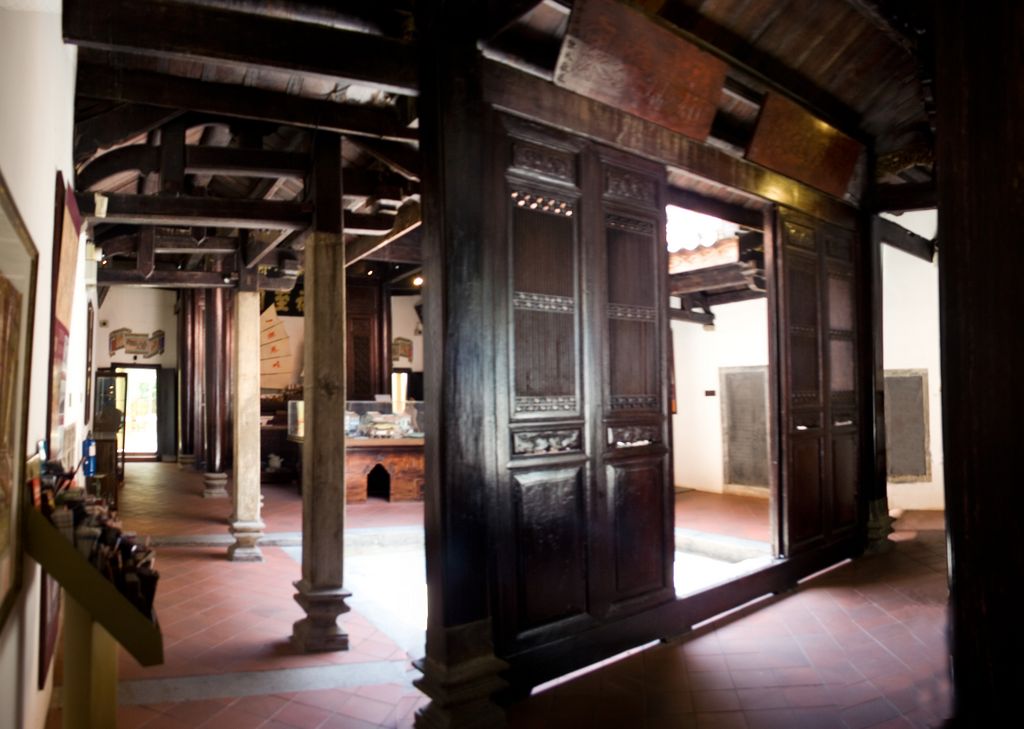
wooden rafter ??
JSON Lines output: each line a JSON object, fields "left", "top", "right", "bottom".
{"left": 64, "top": 0, "right": 419, "bottom": 95}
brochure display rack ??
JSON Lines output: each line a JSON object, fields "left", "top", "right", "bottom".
{"left": 25, "top": 508, "right": 162, "bottom": 729}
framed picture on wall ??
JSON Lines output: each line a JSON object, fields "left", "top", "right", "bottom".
{"left": 46, "top": 172, "right": 81, "bottom": 466}
{"left": 0, "top": 167, "right": 40, "bottom": 632}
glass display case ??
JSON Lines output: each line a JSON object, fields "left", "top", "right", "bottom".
{"left": 93, "top": 370, "right": 127, "bottom": 488}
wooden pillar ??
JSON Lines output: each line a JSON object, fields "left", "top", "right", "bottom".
{"left": 864, "top": 171, "right": 892, "bottom": 553}
{"left": 192, "top": 291, "right": 206, "bottom": 470}
{"left": 935, "top": 2, "right": 1024, "bottom": 723}
{"left": 203, "top": 283, "right": 228, "bottom": 497}
{"left": 62, "top": 597, "right": 117, "bottom": 729}
{"left": 291, "top": 131, "right": 351, "bottom": 651}
{"left": 177, "top": 289, "right": 195, "bottom": 466}
{"left": 413, "top": 5, "right": 507, "bottom": 727}
{"left": 229, "top": 289, "right": 264, "bottom": 560}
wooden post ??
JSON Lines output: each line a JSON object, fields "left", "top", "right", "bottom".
{"left": 192, "top": 290, "right": 206, "bottom": 469}
{"left": 864, "top": 160, "right": 892, "bottom": 554}
{"left": 62, "top": 597, "right": 118, "bottom": 729}
{"left": 291, "top": 131, "right": 351, "bottom": 651}
{"left": 936, "top": 1, "right": 1024, "bottom": 723}
{"left": 229, "top": 289, "right": 264, "bottom": 560}
{"left": 177, "top": 289, "right": 195, "bottom": 466}
{"left": 413, "top": 4, "right": 507, "bottom": 727}
{"left": 203, "top": 279, "right": 228, "bottom": 497}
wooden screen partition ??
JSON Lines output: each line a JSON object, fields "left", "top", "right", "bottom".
{"left": 775, "top": 208, "right": 862, "bottom": 556}
{"left": 490, "top": 116, "right": 673, "bottom": 689}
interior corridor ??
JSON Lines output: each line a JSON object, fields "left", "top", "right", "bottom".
{"left": 44, "top": 465, "right": 948, "bottom": 728}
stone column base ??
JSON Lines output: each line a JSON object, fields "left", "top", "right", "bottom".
{"left": 203, "top": 472, "right": 229, "bottom": 498}
{"left": 291, "top": 580, "right": 351, "bottom": 652}
{"left": 177, "top": 453, "right": 196, "bottom": 468}
{"left": 865, "top": 496, "right": 895, "bottom": 555}
{"left": 414, "top": 620, "right": 508, "bottom": 729}
{"left": 228, "top": 519, "right": 265, "bottom": 561}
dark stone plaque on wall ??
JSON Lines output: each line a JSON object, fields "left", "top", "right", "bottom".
{"left": 884, "top": 371, "right": 930, "bottom": 481}
{"left": 746, "top": 93, "right": 863, "bottom": 199}
{"left": 555, "top": 0, "right": 726, "bottom": 141}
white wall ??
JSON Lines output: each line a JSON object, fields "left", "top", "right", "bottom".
{"left": 95, "top": 287, "right": 178, "bottom": 369}
{"left": 390, "top": 294, "right": 423, "bottom": 372}
{"left": 0, "top": 3, "right": 78, "bottom": 728}
{"left": 672, "top": 298, "right": 769, "bottom": 493}
{"left": 881, "top": 210, "right": 944, "bottom": 510}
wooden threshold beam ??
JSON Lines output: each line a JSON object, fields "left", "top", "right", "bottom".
{"left": 64, "top": 0, "right": 418, "bottom": 96}
{"left": 483, "top": 62, "right": 857, "bottom": 227}
{"left": 874, "top": 215, "right": 935, "bottom": 262}
{"left": 77, "top": 64, "right": 418, "bottom": 143}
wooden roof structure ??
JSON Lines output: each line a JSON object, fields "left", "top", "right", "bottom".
{"left": 64, "top": 0, "right": 935, "bottom": 293}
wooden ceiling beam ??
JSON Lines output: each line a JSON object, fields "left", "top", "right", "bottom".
{"left": 76, "top": 192, "right": 313, "bottom": 229}
{"left": 74, "top": 103, "right": 183, "bottom": 164}
{"left": 347, "top": 139, "right": 420, "bottom": 182}
{"left": 481, "top": 1, "right": 546, "bottom": 39}
{"left": 872, "top": 181, "right": 936, "bottom": 212}
{"left": 669, "top": 262, "right": 759, "bottom": 295}
{"left": 666, "top": 187, "right": 765, "bottom": 230}
{"left": 705, "top": 287, "right": 766, "bottom": 307}
{"left": 669, "top": 307, "right": 715, "bottom": 325}
{"left": 98, "top": 265, "right": 297, "bottom": 290}
{"left": 484, "top": 62, "right": 857, "bottom": 227}
{"left": 77, "top": 64, "right": 418, "bottom": 143}
{"left": 64, "top": 0, "right": 418, "bottom": 96}
{"left": 341, "top": 168, "right": 414, "bottom": 202}
{"left": 346, "top": 199, "right": 422, "bottom": 266}
{"left": 874, "top": 215, "right": 935, "bottom": 262}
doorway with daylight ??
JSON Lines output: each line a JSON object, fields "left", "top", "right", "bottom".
{"left": 666, "top": 200, "right": 776, "bottom": 596}
{"left": 113, "top": 365, "right": 159, "bottom": 458}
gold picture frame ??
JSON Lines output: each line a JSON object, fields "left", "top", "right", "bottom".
{"left": 0, "top": 166, "right": 39, "bottom": 631}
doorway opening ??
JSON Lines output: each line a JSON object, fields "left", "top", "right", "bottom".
{"left": 666, "top": 203, "right": 775, "bottom": 596}
{"left": 114, "top": 365, "right": 159, "bottom": 458}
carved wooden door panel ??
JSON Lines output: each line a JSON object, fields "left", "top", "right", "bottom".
{"left": 776, "top": 208, "right": 861, "bottom": 555}
{"left": 490, "top": 117, "right": 673, "bottom": 672}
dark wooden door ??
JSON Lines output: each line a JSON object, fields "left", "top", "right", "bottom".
{"left": 776, "top": 208, "right": 860, "bottom": 555}
{"left": 346, "top": 282, "right": 382, "bottom": 400}
{"left": 490, "top": 117, "right": 673, "bottom": 683}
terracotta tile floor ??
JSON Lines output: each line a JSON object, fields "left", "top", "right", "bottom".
{"left": 46, "top": 463, "right": 950, "bottom": 728}
{"left": 675, "top": 490, "right": 772, "bottom": 544}
{"left": 508, "top": 526, "right": 952, "bottom": 728}
{"left": 115, "top": 462, "right": 424, "bottom": 536}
